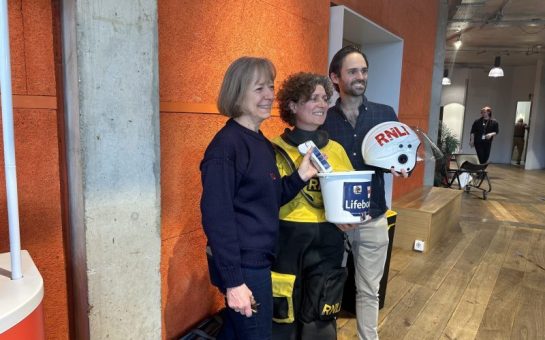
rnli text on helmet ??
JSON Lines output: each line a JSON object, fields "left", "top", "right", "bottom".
{"left": 374, "top": 126, "right": 411, "bottom": 146}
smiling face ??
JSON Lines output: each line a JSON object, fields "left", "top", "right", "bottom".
{"left": 291, "top": 85, "right": 329, "bottom": 131}
{"left": 238, "top": 71, "right": 275, "bottom": 126}
{"left": 331, "top": 52, "right": 368, "bottom": 98}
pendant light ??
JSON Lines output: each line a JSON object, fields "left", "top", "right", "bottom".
{"left": 488, "top": 56, "right": 504, "bottom": 77}
{"left": 453, "top": 34, "right": 462, "bottom": 49}
{"left": 442, "top": 69, "right": 451, "bottom": 85}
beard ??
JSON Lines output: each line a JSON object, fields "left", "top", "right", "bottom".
{"left": 344, "top": 79, "right": 367, "bottom": 97}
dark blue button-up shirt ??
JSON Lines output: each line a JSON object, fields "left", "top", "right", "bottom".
{"left": 321, "top": 96, "right": 398, "bottom": 217}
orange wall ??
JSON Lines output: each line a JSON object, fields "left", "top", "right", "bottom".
{"left": 0, "top": 0, "right": 68, "bottom": 339}
{"left": 159, "top": 0, "right": 438, "bottom": 339}
{"left": 158, "top": 1, "right": 330, "bottom": 338}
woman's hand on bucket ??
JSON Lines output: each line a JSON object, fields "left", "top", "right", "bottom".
{"left": 336, "top": 214, "right": 373, "bottom": 231}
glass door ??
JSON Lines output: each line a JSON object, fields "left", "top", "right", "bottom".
{"left": 511, "top": 101, "right": 531, "bottom": 165}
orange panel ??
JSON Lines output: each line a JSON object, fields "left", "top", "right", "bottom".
{"left": 7, "top": 0, "right": 27, "bottom": 94}
{"left": 261, "top": 116, "right": 289, "bottom": 138}
{"left": 0, "top": 110, "right": 67, "bottom": 340}
{"left": 11, "top": 95, "right": 57, "bottom": 110}
{"left": 162, "top": 231, "right": 224, "bottom": 340}
{"left": 158, "top": 0, "right": 329, "bottom": 104}
{"left": 336, "top": 0, "right": 385, "bottom": 25}
{"left": 160, "top": 102, "right": 219, "bottom": 114}
{"left": 22, "top": 0, "right": 56, "bottom": 95}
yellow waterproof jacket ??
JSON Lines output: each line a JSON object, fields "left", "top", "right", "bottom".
{"left": 272, "top": 136, "right": 353, "bottom": 223}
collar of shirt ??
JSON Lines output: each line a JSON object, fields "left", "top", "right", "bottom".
{"left": 228, "top": 118, "right": 267, "bottom": 141}
{"left": 326, "top": 95, "right": 370, "bottom": 170}
{"left": 332, "top": 95, "right": 369, "bottom": 121}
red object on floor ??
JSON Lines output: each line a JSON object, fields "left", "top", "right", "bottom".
{"left": 0, "top": 251, "right": 45, "bottom": 340}
{"left": 0, "top": 303, "right": 44, "bottom": 340}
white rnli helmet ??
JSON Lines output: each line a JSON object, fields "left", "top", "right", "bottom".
{"left": 361, "top": 121, "right": 421, "bottom": 173}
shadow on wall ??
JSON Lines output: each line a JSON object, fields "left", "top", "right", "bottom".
{"left": 160, "top": 113, "right": 228, "bottom": 339}
{"left": 160, "top": 116, "right": 288, "bottom": 339}
{"left": 164, "top": 229, "right": 223, "bottom": 339}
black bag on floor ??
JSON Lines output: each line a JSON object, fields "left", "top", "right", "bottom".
{"left": 300, "top": 267, "right": 348, "bottom": 322}
{"left": 179, "top": 311, "right": 224, "bottom": 340}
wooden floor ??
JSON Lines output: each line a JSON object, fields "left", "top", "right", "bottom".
{"left": 337, "top": 164, "right": 545, "bottom": 340}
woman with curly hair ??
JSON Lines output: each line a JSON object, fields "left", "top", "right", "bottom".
{"left": 270, "top": 72, "right": 354, "bottom": 339}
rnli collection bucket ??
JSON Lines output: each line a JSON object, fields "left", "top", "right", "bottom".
{"left": 317, "top": 171, "right": 374, "bottom": 224}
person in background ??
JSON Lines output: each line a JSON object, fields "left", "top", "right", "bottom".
{"left": 200, "top": 57, "right": 318, "bottom": 340}
{"left": 512, "top": 118, "right": 528, "bottom": 165}
{"left": 321, "top": 45, "right": 408, "bottom": 340}
{"left": 469, "top": 106, "right": 499, "bottom": 164}
{"left": 270, "top": 72, "right": 354, "bottom": 340}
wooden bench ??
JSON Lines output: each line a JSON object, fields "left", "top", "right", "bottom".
{"left": 392, "top": 186, "right": 461, "bottom": 253}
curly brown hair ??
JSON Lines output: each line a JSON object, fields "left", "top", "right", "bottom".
{"left": 277, "top": 72, "right": 334, "bottom": 126}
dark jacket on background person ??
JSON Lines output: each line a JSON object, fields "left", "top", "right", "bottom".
{"left": 513, "top": 122, "right": 527, "bottom": 138}
{"left": 200, "top": 119, "right": 305, "bottom": 290}
{"left": 470, "top": 117, "right": 499, "bottom": 142}
{"left": 470, "top": 117, "right": 499, "bottom": 164}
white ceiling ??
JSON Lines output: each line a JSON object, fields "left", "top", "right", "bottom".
{"left": 445, "top": 0, "right": 545, "bottom": 67}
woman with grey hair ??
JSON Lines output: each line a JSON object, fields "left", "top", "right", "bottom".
{"left": 200, "top": 58, "right": 318, "bottom": 339}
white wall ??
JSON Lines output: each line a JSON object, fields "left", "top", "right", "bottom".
{"left": 526, "top": 60, "right": 545, "bottom": 170}
{"left": 440, "top": 64, "right": 537, "bottom": 164}
{"left": 440, "top": 67, "right": 469, "bottom": 106}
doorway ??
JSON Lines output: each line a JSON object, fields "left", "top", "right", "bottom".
{"left": 511, "top": 101, "right": 531, "bottom": 165}
{"left": 442, "top": 102, "right": 465, "bottom": 143}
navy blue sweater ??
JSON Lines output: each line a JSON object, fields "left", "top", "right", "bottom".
{"left": 321, "top": 96, "right": 398, "bottom": 218}
{"left": 200, "top": 119, "right": 305, "bottom": 289}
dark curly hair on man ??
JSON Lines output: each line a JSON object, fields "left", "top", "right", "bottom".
{"left": 277, "top": 72, "right": 334, "bottom": 126}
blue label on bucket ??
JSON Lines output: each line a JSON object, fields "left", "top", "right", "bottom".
{"left": 343, "top": 182, "right": 371, "bottom": 218}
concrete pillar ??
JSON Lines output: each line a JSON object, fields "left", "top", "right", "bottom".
{"left": 60, "top": 0, "right": 161, "bottom": 338}
{"left": 425, "top": 0, "right": 449, "bottom": 185}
